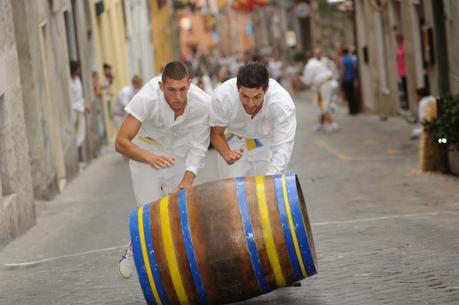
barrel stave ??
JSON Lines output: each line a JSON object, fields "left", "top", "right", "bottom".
{"left": 261, "top": 176, "right": 299, "bottom": 285}
{"left": 295, "top": 176, "right": 318, "bottom": 273}
{"left": 148, "top": 194, "right": 201, "bottom": 305}
{"left": 191, "top": 179, "right": 260, "bottom": 304}
{"left": 169, "top": 192, "right": 201, "bottom": 305}
{"left": 244, "top": 176, "right": 298, "bottom": 290}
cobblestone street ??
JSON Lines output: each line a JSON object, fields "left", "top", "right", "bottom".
{"left": 1, "top": 93, "right": 458, "bottom": 305}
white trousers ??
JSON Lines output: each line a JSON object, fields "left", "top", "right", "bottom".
{"left": 75, "top": 112, "right": 86, "bottom": 147}
{"left": 129, "top": 157, "right": 185, "bottom": 207}
{"left": 217, "top": 136, "right": 271, "bottom": 179}
{"left": 315, "top": 79, "right": 339, "bottom": 114}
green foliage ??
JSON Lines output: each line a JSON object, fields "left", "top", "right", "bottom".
{"left": 425, "top": 94, "right": 459, "bottom": 146}
{"left": 291, "top": 49, "right": 305, "bottom": 62}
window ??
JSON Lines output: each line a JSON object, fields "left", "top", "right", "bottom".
{"left": 375, "top": 10, "right": 389, "bottom": 93}
{"left": 0, "top": 94, "right": 12, "bottom": 196}
{"left": 64, "top": 9, "right": 79, "bottom": 61}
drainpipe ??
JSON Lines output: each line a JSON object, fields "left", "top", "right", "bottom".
{"left": 431, "top": 0, "right": 449, "bottom": 96}
{"left": 431, "top": 0, "right": 450, "bottom": 173}
{"left": 351, "top": 0, "right": 363, "bottom": 112}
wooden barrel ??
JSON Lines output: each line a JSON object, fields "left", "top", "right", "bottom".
{"left": 130, "top": 174, "right": 317, "bottom": 305}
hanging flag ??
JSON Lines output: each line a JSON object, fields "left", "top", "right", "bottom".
{"left": 253, "top": 0, "right": 269, "bottom": 7}
{"left": 231, "top": 0, "right": 270, "bottom": 12}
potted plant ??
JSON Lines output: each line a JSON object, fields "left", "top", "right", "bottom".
{"left": 425, "top": 94, "right": 459, "bottom": 175}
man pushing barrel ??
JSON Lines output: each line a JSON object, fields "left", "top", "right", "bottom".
{"left": 210, "top": 63, "right": 297, "bottom": 178}
{"left": 115, "top": 61, "right": 211, "bottom": 278}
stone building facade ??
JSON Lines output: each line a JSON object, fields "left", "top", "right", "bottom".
{"left": 354, "top": 0, "right": 459, "bottom": 117}
{"left": 0, "top": 0, "right": 35, "bottom": 249}
{"left": 124, "top": 0, "right": 156, "bottom": 80}
{"left": 1, "top": 0, "right": 158, "bottom": 249}
{"left": 10, "top": 0, "right": 101, "bottom": 199}
{"left": 423, "top": 0, "right": 459, "bottom": 96}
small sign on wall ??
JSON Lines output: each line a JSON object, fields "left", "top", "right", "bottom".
{"left": 286, "top": 31, "right": 297, "bottom": 48}
{"left": 95, "top": 0, "right": 105, "bottom": 16}
{"left": 294, "top": 3, "right": 310, "bottom": 19}
{"left": 422, "top": 27, "right": 435, "bottom": 67}
{"left": 443, "top": 0, "right": 453, "bottom": 21}
{"left": 51, "top": 0, "right": 70, "bottom": 13}
{"left": 157, "top": 0, "right": 167, "bottom": 9}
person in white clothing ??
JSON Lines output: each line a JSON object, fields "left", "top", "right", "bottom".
{"left": 113, "top": 75, "right": 143, "bottom": 130}
{"left": 69, "top": 61, "right": 90, "bottom": 148}
{"left": 210, "top": 63, "right": 296, "bottom": 178}
{"left": 411, "top": 88, "right": 436, "bottom": 139}
{"left": 268, "top": 53, "right": 283, "bottom": 83}
{"left": 115, "top": 61, "right": 211, "bottom": 279}
{"left": 320, "top": 53, "right": 340, "bottom": 81}
{"left": 192, "top": 69, "right": 213, "bottom": 94}
{"left": 303, "top": 49, "right": 340, "bottom": 132}
{"left": 116, "top": 62, "right": 211, "bottom": 204}
{"left": 320, "top": 51, "right": 341, "bottom": 113}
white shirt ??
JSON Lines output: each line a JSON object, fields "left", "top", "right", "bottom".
{"left": 125, "top": 76, "right": 211, "bottom": 175}
{"left": 192, "top": 75, "right": 213, "bottom": 95}
{"left": 320, "top": 56, "right": 339, "bottom": 80}
{"left": 70, "top": 76, "right": 85, "bottom": 127}
{"left": 115, "top": 85, "right": 137, "bottom": 116}
{"left": 418, "top": 96, "right": 436, "bottom": 123}
{"left": 70, "top": 77, "right": 85, "bottom": 113}
{"left": 268, "top": 59, "right": 283, "bottom": 80}
{"left": 302, "top": 57, "right": 333, "bottom": 90}
{"left": 210, "top": 78, "right": 296, "bottom": 175}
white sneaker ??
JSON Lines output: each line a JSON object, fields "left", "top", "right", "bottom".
{"left": 119, "top": 246, "right": 134, "bottom": 279}
{"left": 330, "top": 122, "right": 340, "bottom": 131}
{"left": 313, "top": 124, "right": 324, "bottom": 132}
{"left": 324, "top": 122, "right": 340, "bottom": 132}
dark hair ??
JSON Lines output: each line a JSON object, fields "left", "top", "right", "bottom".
{"left": 236, "top": 63, "right": 269, "bottom": 90}
{"left": 161, "top": 61, "right": 189, "bottom": 83}
{"left": 70, "top": 60, "right": 80, "bottom": 75}
{"left": 103, "top": 63, "right": 112, "bottom": 69}
{"left": 416, "top": 87, "right": 430, "bottom": 97}
{"left": 342, "top": 48, "right": 349, "bottom": 55}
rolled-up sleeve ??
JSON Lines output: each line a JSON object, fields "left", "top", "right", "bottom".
{"left": 185, "top": 113, "right": 210, "bottom": 175}
{"left": 124, "top": 80, "right": 158, "bottom": 122}
{"left": 209, "top": 94, "right": 230, "bottom": 127}
{"left": 265, "top": 106, "right": 296, "bottom": 175}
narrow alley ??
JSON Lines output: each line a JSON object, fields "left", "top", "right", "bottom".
{"left": 1, "top": 94, "right": 458, "bottom": 305}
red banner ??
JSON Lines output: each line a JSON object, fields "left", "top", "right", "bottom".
{"left": 231, "top": 0, "right": 269, "bottom": 12}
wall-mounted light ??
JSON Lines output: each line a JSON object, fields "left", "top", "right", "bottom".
{"left": 179, "top": 17, "right": 192, "bottom": 30}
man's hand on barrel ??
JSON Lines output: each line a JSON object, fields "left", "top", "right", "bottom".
{"left": 223, "top": 148, "right": 244, "bottom": 165}
{"left": 171, "top": 182, "right": 191, "bottom": 194}
{"left": 146, "top": 152, "right": 175, "bottom": 169}
{"left": 172, "top": 170, "right": 195, "bottom": 193}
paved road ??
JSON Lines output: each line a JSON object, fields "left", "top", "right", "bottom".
{"left": 1, "top": 92, "right": 458, "bottom": 305}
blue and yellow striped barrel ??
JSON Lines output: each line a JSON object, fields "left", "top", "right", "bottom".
{"left": 130, "top": 174, "right": 317, "bottom": 305}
